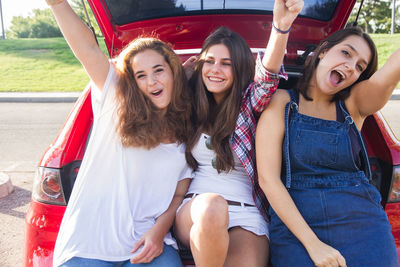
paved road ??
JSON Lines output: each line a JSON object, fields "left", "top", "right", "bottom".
{"left": 381, "top": 100, "right": 400, "bottom": 140}
{"left": 0, "top": 100, "right": 399, "bottom": 267}
{"left": 0, "top": 103, "right": 74, "bottom": 267}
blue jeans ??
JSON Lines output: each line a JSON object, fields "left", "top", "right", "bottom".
{"left": 59, "top": 244, "right": 183, "bottom": 267}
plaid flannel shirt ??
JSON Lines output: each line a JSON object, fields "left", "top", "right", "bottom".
{"left": 231, "top": 52, "right": 287, "bottom": 220}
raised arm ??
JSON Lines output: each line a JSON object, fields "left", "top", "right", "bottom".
{"left": 47, "top": 0, "right": 109, "bottom": 90}
{"left": 256, "top": 90, "right": 347, "bottom": 267}
{"left": 262, "top": 0, "right": 304, "bottom": 73}
{"left": 351, "top": 48, "right": 400, "bottom": 119}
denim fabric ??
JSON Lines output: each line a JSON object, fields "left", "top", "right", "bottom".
{"left": 59, "top": 244, "right": 183, "bottom": 267}
{"left": 269, "top": 89, "right": 398, "bottom": 267}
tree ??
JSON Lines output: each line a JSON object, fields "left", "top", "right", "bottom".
{"left": 349, "top": 0, "right": 398, "bottom": 33}
{"left": 30, "top": 9, "right": 62, "bottom": 38}
{"left": 8, "top": 16, "right": 31, "bottom": 38}
{"left": 8, "top": 0, "right": 102, "bottom": 38}
{"left": 8, "top": 9, "right": 61, "bottom": 38}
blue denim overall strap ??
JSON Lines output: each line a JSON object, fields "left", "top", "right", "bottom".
{"left": 282, "top": 89, "right": 298, "bottom": 188}
{"left": 337, "top": 100, "right": 372, "bottom": 180}
{"left": 282, "top": 90, "right": 370, "bottom": 189}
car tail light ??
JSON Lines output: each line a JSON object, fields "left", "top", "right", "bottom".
{"left": 32, "top": 167, "right": 66, "bottom": 205}
{"left": 388, "top": 165, "right": 400, "bottom": 202}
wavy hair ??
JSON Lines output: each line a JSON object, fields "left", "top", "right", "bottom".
{"left": 297, "top": 27, "right": 378, "bottom": 102}
{"left": 186, "top": 27, "right": 255, "bottom": 173}
{"left": 115, "top": 37, "right": 192, "bottom": 148}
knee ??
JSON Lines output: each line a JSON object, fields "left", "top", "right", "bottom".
{"left": 191, "top": 193, "right": 229, "bottom": 231}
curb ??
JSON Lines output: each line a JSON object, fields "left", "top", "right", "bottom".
{"left": 0, "top": 90, "right": 399, "bottom": 103}
{"left": 0, "top": 172, "right": 14, "bottom": 198}
{"left": 0, "top": 92, "right": 81, "bottom": 103}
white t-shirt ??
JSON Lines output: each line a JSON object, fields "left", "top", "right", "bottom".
{"left": 53, "top": 65, "right": 191, "bottom": 266}
{"left": 187, "top": 133, "right": 254, "bottom": 205}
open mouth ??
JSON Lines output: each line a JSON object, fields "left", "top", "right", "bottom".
{"left": 330, "top": 70, "right": 344, "bottom": 86}
{"left": 151, "top": 89, "right": 163, "bottom": 96}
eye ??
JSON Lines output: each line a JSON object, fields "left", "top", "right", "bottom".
{"left": 222, "top": 61, "right": 231, "bottom": 66}
{"left": 155, "top": 68, "right": 164, "bottom": 73}
{"left": 357, "top": 64, "right": 364, "bottom": 72}
{"left": 204, "top": 59, "right": 214, "bottom": 64}
{"left": 136, "top": 74, "right": 146, "bottom": 79}
{"left": 341, "top": 50, "right": 350, "bottom": 57}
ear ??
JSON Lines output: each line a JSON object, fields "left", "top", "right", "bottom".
{"left": 318, "top": 50, "right": 327, "bottom": 59}
{"left": 318, "top": 41, "right": 329, "bottom": 59}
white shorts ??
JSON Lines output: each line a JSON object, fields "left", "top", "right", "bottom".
{"left": 177, "top": 194, "right": 269, "bottom": 239}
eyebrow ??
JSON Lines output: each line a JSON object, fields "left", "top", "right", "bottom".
{"left": 204, "top": 55, "right": 231, "bottom": 61}
{"left": 345, "top": 44, "right": 369, "bottom": 66}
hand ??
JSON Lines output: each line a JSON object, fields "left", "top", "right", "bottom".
{"left": 273, "top": 0, "right": 304, "bottom": 31}
{"left": 183, "top": 55, "right": 198, "bottom": 79}
{"left": 130, "top": 227, "right": 164, "bottom": 264}
{"left": 306, "top": 240, "right": 347, "bottom": 267}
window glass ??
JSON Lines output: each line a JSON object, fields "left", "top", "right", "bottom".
{"left": 105, "top": 0, "right": 339, "bottom": 25}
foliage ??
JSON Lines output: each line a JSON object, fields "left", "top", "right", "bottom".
{"left": 8, "top": 9, "right": 61, "bottom": 38}
{"left": 349, "top": 0, "right": 399, "bottom": 33}
{"left": 7, "top": 0, "right": 101, "bottom": 39}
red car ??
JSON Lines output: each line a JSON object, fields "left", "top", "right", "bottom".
{"left": 24, "top": 0, "right": 400, "bottom": 266}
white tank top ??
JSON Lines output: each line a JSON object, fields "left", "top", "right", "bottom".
{"left": 187, "top": 133, "right": 254, "bottom": 204}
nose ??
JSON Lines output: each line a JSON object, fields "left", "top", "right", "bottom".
{"left": 344, "top": 60, "right": 355, "bottom": 74}
{"left": 148, "top": 74, "right": 158, "bottom": 87}
{"left": 210, "top": 62, "right": 222, "bottom": 73}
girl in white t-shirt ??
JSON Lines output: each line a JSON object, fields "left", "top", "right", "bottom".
{"left": 46, "top": 1, "right": 192, "bottom": 266}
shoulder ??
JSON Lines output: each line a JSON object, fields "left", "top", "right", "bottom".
{"left": 258, "top": 89, "right": 291, "bottom": 124}
{"left": 268, "top": 89, "right": 291, "bottom": 110}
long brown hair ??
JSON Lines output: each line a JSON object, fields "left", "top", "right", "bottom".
{"left": 297, "top": 27, "right": 378, "bottom": 102}
{"left": 115, "top": 37, "right": 192, "bottom": 148}
{"left": 186, "top": 27, "right": 255, "bottom": 173}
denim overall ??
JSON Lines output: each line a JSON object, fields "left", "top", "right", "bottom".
{"left": 269, "top": 90, "right": 398, "bottom": 267}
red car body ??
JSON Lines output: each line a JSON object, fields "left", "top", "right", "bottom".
{"left": 24, "top": 0, "right": 400, "bottom": 266}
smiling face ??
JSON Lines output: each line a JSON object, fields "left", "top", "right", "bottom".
{"left": 201, "top": 44, "right": 234, "bottom": 104}
{"left": 313, "top": 35, "right": 372, "bottom": 96}
{"left": 131, "top": 49, "right": 174, "bottom": 111}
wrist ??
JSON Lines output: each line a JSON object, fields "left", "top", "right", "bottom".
{"left": 272, "top": 21, "right": 291, "bottom": 34}
{"left": 303, "top": 235, "right": 322, "bottom": 252}
{"left": 46, "top": 0, "right": 64, "bottom": 6}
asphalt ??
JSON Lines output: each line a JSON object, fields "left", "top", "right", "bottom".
{"left": 0, "top": 89, "right": 399, "bottom": 103}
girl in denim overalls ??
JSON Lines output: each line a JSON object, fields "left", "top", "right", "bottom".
{"left": 256, "top": 27, "right": 400, "bottom": 267}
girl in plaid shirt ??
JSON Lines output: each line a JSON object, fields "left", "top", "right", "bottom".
{"left": 174, "top": 0, "right": 304, "bottom": 266}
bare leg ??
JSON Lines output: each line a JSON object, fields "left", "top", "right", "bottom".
{"left": 224, "top": 227, "right": 269, "bottom": 267}
{"left": 175, "top": 193, "right": 229, "bottom": 267}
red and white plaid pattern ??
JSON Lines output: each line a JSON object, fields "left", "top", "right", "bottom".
{"left": 231, "top": 52, "right": 287, "bottom": 220}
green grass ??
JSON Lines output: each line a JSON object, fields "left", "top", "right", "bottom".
{"left": 0, "top": 35, "right": 398, "bottom": 92}
{"left": 370, "top": 34, "right": 400, "bottom": 69}
{"left": 0, "top": 37, "right": 108, "bottom": 92}
{"left": 370, "top": 34, "right": 400, "bottom": 88}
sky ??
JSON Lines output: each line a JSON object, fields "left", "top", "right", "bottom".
{"left": 0, "top": 0, "right": 48, "bottom": 32}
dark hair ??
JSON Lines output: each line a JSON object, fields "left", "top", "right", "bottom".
{"left": 296, "top": 26, "right": 378, "bottom": 102}
{"left": 115, "top": 37, "right": 192, "bottom": 148}
{"left": 186, "top": 27, "right": 255, "bottom": 173}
